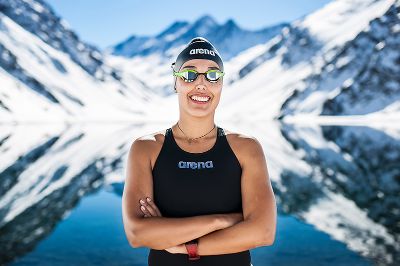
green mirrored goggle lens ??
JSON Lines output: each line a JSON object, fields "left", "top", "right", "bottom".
{"left": 173, "top": 69, "right": 224, "bottom": 83}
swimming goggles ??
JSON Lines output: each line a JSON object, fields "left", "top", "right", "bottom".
{"left": 172, "top": 68, "right": 225, "bottom": 83}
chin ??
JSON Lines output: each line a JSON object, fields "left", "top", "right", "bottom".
{"left": 187, "top": 110, "right": 211, "bottom": 118}
{"left": 183, "top": 107, "right": 216, "bottom": 118}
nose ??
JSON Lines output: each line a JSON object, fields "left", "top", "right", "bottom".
{"left": 195, "top": 73, "right": 207, "bottom": 89}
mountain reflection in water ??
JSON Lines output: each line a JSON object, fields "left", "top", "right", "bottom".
{"left": 0, "top": 122, "right": 398, "bottom": 266}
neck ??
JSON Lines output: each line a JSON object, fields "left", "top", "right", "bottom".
{"left": 173, "top": 115, "right": 216, "bottom": 141}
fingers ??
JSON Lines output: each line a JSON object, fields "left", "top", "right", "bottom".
{"left": 142, "top": 198, "right": 157, "bottom": 216}
{"left": 139, "top": 197, "right": 162, "bottom": 217}
{"left": 139, "top": 201, "right": 152, "bottom": 217}
{"left": 146, "top": 197, "right": 163, "bottom": 216}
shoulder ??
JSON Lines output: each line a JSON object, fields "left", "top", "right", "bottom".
{"left": 223, "top": 128, "right": 265, "bottom": 167}
{"left": 129, "top": 128, "right": 167, "bottom": 155}
{"left": 224, "top": 128, "right": 262, "bottom": 150}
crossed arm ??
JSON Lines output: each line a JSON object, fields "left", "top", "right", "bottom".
{"left": 122, "top": 136, "right": 277, "bottom": 255}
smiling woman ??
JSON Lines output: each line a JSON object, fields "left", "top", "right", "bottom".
{"left": 122, "top": 37, "right": 277, "bottom": 266}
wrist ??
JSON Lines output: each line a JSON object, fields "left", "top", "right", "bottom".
{"left": 214, "top": 214, "right": 229, "bottom": 230}
{"left": 213, "top": 214, "right": 224, "bottom": 230}
{"left": 181, "top": 243, "right": 188, "bottom": 254}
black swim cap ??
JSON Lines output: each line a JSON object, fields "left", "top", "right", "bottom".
{"left": 172, "top": 37, "right": 224, "bottom": 72}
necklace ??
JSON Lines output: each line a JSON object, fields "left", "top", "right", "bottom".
{"left": 176, "top": 122, "right": 216, "bottom": 144}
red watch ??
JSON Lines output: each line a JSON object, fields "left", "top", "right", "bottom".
{"left": 185, "top": 238, "right": 200, "bottom": 260}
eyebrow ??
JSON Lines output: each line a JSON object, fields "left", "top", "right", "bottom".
{"left": 182, "top": 65, "right": 220, "bottom": 70}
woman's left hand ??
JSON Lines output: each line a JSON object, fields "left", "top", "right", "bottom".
{"left": 139, "top": 197, "right": 162, "bottom": 217}
{"left": 139, "top": 197, "right": 187, "bottom": 254}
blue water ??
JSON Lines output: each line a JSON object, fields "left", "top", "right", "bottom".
{"left": 250, "top": 215, "right": 371, "bottom": 266}
{"left": 10, "top": 188, "right": 372, "bottom": 266}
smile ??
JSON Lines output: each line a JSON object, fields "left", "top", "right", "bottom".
{"left": 189, "top": 95, "right": 211, "bottom": 104}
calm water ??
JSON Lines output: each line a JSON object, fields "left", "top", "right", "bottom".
{"left": 0, "top": 122, "right": 398, "bottom": 265}
{"left": 8, "top": 189, "right": 371, "bottom": 266}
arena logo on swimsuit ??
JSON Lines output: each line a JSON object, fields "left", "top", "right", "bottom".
{"left": 178, "top": 160, "right": 214, "bottom": 169}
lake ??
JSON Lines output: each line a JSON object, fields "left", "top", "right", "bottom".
{"left": 1, "top": 121, "right": 398, "bottom": 265}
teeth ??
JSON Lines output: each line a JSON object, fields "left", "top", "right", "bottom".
{"left": 190, "top": 95, "right": 210, "bottom": 102}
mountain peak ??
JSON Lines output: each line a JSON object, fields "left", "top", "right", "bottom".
{"left": 157, "top": 20, "right": 189, "bottom": 38}
{"left": 194, "top": 15, "right": 218, "bottom": 26}
{"left": 110, "top": 14, "right": 287, "bottom": 59}
{"left": 223, "top": 18, "right": 239, "bottom": 29}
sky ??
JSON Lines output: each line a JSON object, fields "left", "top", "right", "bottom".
{"left": 46, "top": 0, "right": 332, "bottom": 49}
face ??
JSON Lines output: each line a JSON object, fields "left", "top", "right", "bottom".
{"left": 175, "top": 59, "right": 223, "bottom": 118}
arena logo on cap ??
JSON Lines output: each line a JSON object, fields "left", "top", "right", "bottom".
{"left": 189, "top": 48, "right": 215, "bottom": 56}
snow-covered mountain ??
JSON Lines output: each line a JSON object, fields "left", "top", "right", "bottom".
{"left": 1, "top": 0, "right": 398, "bottom": 122}
{"left": 218, "top": 0, "right": 399, "bottom": 121}
{"left": 0, "top": 0, "right": 103, "bottom": 77}
{"left": 0, "top": 0, "right": 164, "bottom": 123}
{"left": 106, "top": 0, "right": 399, "bottom": 122}
{"left": 106, "top": 15, "right": 287, "bottom": 96}
{"left": 280, "top": 1, "right": 400, "bottom": 117}
{"left": 110, "top": 15, "right": 288, "bottom": 61}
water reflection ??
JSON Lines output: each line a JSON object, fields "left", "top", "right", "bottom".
{"left": 277, "top": 123, "right": 400, "bottom": 265}
{"left": 0, "top": 121, "right": 398, "bottom": 265}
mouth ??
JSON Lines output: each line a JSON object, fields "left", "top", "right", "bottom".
{"left": 188, "top": 94, "right": 211, "bottom": 104}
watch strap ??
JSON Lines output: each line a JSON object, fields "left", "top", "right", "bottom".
{"left": 185, "top": 238, "right": 200, "bottom": 260}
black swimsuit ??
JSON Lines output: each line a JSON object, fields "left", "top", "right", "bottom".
{"left": 148, "top": 126, "right": 251, "bottom": 266}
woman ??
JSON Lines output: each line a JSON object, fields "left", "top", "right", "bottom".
{"left": 122, "top": 37, "right": 277, "bottom": 266}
